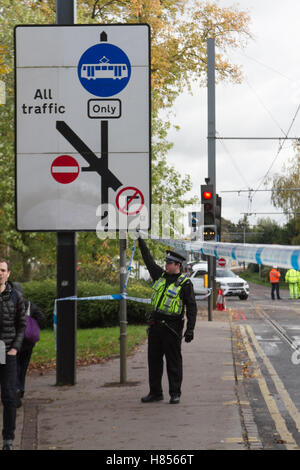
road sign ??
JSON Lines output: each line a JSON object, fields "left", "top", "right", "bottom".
{"left": 217, "top": 258, "right": 226, "bottom": 267}
{"left": 116, "top": 186, "right": 144, "bottom": 216}
{"left": 51, "top": 155, "right": 80, "bottom": 184}
{"left": 78, "top": 43, "right": 131, "bottom": 97}
{"left": 15, "top": 24, "right": 151, "bottom": 231}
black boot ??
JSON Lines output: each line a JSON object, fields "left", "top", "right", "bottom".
{"left": 2, "top": 440, "right": 13, "bottom": 450}
{"left": 141, "top": 393, "right": 163, "bottom": 403}
{"left": 169, "top": 395, "right": 180, "bottom": 404}
{"left": 16, "top": 390, "right": 23, "bottom": 408}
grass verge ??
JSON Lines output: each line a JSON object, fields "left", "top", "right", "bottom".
{"left": 29, "top": 325, "right": 148, "bottom": 372}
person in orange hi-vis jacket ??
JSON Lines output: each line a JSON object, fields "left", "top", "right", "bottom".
{"left": 269, "top": 266, "right": 281, "bottom": 300}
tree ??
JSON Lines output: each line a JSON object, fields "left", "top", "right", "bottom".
{"left": 77, "top": 0, "right": 251, "bottom": 111}
{"left": 0, "top": 0, "right": 252, "bottom": 276}
{"left": 270, "top": 146, "right": 300, "bottom": 244}
{"left": 0, "top": 1, "right": 56, "bottom": 276}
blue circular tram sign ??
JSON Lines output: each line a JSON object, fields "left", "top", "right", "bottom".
{"left": 77, "top": 43, "right": 131, "bottom": 97}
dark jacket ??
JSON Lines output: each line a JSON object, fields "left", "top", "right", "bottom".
{"left": 21, "top": 300, "right": 45, "bottom": 351}
{"left": 138, "top": 238, "right": 197, "bottom": 332}
{"left": 0, "top": 282, "right": 26, "bottom": 352}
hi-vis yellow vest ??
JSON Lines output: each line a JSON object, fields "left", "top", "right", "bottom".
{"left": 151, "top": 273, "right": 188, "bottom": 315}
{"left": 285, "top": 269, "right": 299, "bottom": 284}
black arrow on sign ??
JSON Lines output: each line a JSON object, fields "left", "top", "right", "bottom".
{"left": 56, "top": 120, "right": 122, "bottom": 191}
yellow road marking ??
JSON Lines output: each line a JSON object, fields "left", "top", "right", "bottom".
{"left": 223, "top": 400, "right": 250, "bottom": 406}
{"left": 239, "top": 325, "right": 298, "bottom": 450}
{"left": 225, "top": 437, "right": 260, "bottom": 444}
{"left": 225, "top": 437, "right": 243, "bottom": 443}
{"left": 246, "top": 324, "right": 300, "bottom": 435}
{"left": 221, "top": 375, "right": 243, "bottom": 381}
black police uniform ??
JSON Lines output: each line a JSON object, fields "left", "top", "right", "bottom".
{"left": 138, "top": 238, "right": 197, "bottom": 403}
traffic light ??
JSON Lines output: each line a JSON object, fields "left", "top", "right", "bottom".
{"left": 215, "top": 195, "right": 222, "bottom": 241}
{"left": 201, "top": 184, "right": 216, "bottom": 241}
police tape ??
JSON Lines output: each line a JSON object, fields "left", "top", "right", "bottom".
{"left": 53, "top": 293, "right": 150, "bottom": 326}
{"left": 53, "top": 288, "right": 211, "bottom": 317}
{"left": 53, "top": 289, "right": 211, "bottom": 345}
{"left": 138, "top": 231, "right": 300, "bottom": 270}
{"left": 123, "top": 235, "right": 138, "bottom": 293}
{"left": 195, "top": 289, "right": 212, "bottom": 300}
{"left": 53, "top": 292, "right": 151, "bottom": 346}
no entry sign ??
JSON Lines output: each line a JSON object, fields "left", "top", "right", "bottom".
{"left": 217, "top": 258, "right": 226, "bottom": 267}
{"left": 51, "top": 155, "right": 79, "bottom": 184}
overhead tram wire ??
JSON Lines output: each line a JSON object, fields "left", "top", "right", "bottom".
{"left": 236, "top": 50, "right": 295, "bottom": 83}
{"left": 217, "top": 122, "right": 300, "bottom": 217}
{"left": 216, "top": 130, "right": 250, "bottom": 189}
{"left": 216, "top": 131, "right": 254, "bottom": 218}
{"left": 252, "top": 101, "right": 300, "bottom": 196}
{"left": 245, "top": 78, "right": 289, "bottom": 138}
{"left": 217, "top": 52, "right": 300, "bottom": 221}
{"left": 221, "top": 188, "right": 300, "bottom": 193}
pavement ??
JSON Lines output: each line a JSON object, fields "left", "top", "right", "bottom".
{"left": 1, "top": 309, "right": 262, "bottom": 451}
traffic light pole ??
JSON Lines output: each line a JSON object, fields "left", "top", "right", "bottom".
{"left": 207, "top": 38, "right": 216, "bottom": 321}
{"left": 207, "top": 38, "right": 216, "bottom": 189}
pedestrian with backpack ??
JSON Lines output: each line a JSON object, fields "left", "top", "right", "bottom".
{"left": 13, "top": 283, "right": 45, "bottom": 408}
{"left": 0, "top": 260, "right": 26, "bottom": 450}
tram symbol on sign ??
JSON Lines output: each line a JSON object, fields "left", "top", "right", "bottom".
{"left": 80, "top": 56, "right": 129, "bottom": 81}
{"left": 78, "top": 43, "right": 131, "bottom": 97}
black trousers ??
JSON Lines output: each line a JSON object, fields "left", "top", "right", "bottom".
{"left": 271, "top": 283, "right": 280, "bottom": 299}
{"left": 147, "top": 322, "right": 183, "bottom": 397}
{"left": 17, "top": 347, "right": 34, "bottom": 397}
{"left": 0, "top": 355, "right": 17, "bottom": 440}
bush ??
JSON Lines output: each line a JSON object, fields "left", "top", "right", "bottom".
{"left": 22, "top": 279, "right": 152, "bottom": 329}
{"left": 247, "top": 263, "right": 259, "bottom": 273}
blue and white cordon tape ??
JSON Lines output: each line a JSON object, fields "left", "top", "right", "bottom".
{"left": 139, "top": 230, "right": 300, "bottom": 270}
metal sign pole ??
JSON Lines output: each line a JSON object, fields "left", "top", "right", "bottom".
{"left": 119, "top": 233, "right": 127, "bottom": 383}
{"left": 56, "top": 0, "right": 77, "bottom": 386}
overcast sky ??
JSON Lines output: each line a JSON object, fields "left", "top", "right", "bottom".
{"left": 166, "top": 0, "right": 300, "bottom": 227}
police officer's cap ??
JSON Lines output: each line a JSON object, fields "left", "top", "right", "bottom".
{"left": 165, "top": 250, "right": 186, "bottom": 264}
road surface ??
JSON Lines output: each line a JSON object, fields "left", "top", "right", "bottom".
{"left": 225, "top": 282, "right": 300, "bottom": 450}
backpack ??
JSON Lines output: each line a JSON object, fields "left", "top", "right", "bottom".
{"left": 11, "top": 290, "right": 40, "bottom": 345}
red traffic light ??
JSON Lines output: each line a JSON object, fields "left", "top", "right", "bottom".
{"left": 202, "top": 191, "right": 213, "bottom": 200}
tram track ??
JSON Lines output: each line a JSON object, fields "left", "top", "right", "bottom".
{"left": 255, "top": 305, "right": 299, "bottom": 351}
{"left": 229, "top": 289, "right": 300, "bottom": 449}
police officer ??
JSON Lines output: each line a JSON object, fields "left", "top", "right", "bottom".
{"left": 138, "top": 236, "right": 197, "bottom": 404}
